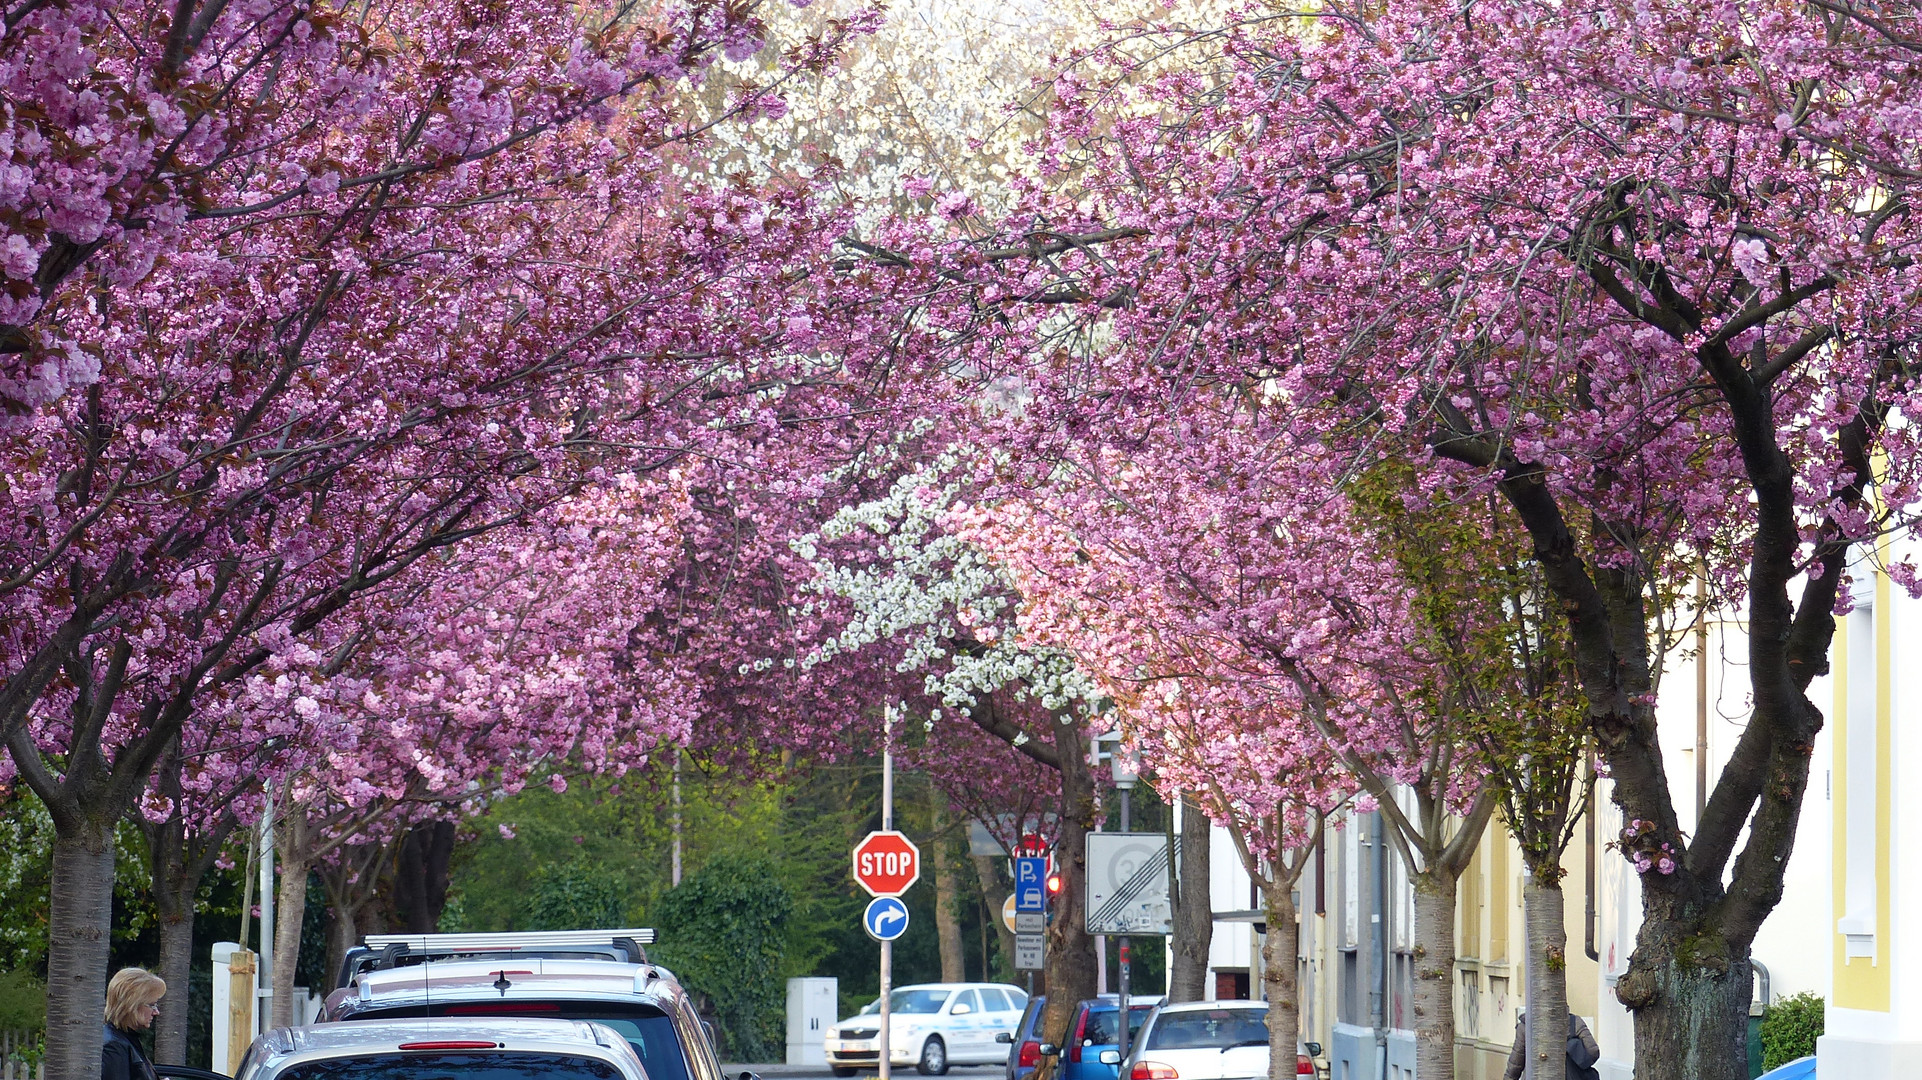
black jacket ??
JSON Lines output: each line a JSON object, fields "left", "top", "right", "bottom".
{"left": 102, "top": 1023, "right": 158, "bottom": 1080}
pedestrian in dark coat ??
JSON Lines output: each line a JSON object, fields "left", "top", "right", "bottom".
{"left": 102, "top": 968, "right": 166, "bottom": 1080}
{"left": 1502, "top": 1010, "right": 1602, "bottom": 1080}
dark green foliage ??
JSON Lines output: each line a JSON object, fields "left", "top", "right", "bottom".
{"left": 0, "top": 793, "right": 53, "bottom": 973}
{"left": 651, "top": 854, "right": 793, "bottom": 1062}
{"left": 525, "top": 861, "right": 627, "bottom": 930}
{"left": 1759, "top": 992, "right": 1822, "bottom": 1071}
{"left": 0, "top": 969, "right": 46, "bottom": 1032}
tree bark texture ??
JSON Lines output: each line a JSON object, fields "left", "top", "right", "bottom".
{"left": 1411, "top": 869, "right": 1459, "bottom": 1080}
{"left": 152, "top": 866, "right": 197, "bottom": 1065}
{"left": 1169, "top": 795, "right": 1213, "bottom": 1003}
{"left": 45, "top": 824, "right": 116, "bottom": 1080}
{"left": 392, "top": 820, "right": 456, "bottom": 933}
{"left": 1035, "top": 721, "right": 1098, "bottom": 1080}
{"left": 1617, "top": 902, "right": 1751, "bottom": 1080}
{"left": 1520, "top": 877, "right": 1568, "bottom": 1080}
{"left": 319, "top": 841, "right": 390, "bottom": 993}
{"left": 971, "top": 853, "right": 1016, "bottom": 979}
{"left": 931, "top": 789, "right": 966, "bottom": 983}
{"left": 271, "top": 814, "right": 311, "bottom": 1030}
{"left": 148, "top": 816, "right": 194, "bottom": 1066}
{"left": 1258, "top": 885, "right": 1300, "bottom": 1080}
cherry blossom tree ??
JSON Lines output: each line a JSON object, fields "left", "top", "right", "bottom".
{"left": 0, "top": 4, "right": 874, "bottom": 1070}
{"left": 927, "top": 0, "right": 1922, "bottom": 1072}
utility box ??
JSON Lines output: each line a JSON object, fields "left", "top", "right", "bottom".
{"left": 786, "top": 977, "right": 838, "bottom": 1066}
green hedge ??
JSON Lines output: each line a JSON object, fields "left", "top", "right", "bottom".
{"left": 1759, "top": 992, "right": 1823, "bottom": 1071}
{"left": 0, "top": 969, "right": 45, "bottom": 1033}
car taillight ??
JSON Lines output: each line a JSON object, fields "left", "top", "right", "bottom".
{"left": 1018, "top": 1042, "right": 1041, "bottom": 1069}
{"left": 1297, "top": 1054, "right": 1314, "bottom": 1075}
{"left": 1131, "top": 1063, "right": 1178, "bottom": 1080}
{"left": 398, "top": 1042, "right": 500, "bottom": 1051}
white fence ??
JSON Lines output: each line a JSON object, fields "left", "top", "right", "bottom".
{"left": 0, "top": 1030, "right": 43, "bottom": 1080}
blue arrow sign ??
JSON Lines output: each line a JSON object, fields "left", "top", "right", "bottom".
{"left": 1015, "top": 856, "right": 1047, "bottom": 912}
{"left": 864, "top": 896, "right": 910, "bottom": 941}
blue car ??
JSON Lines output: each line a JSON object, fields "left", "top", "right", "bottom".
{"left": 1058, "top": 996, "right": 1160, "bottom": 1080}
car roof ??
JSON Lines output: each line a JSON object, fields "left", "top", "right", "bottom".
{"left": 1147, "top": 1001, "right": 1268, "bottom": 1013}
{"left": 340, "top": 960, "right": 684, "bottom": 1013}
{"left": 892, "top": 983, "right": 1024, "bottom": 992}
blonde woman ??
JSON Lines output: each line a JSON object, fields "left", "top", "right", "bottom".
{"left": 102, "top": 968, "right": 165, "bottom": 1080}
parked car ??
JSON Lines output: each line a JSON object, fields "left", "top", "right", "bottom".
{"left": 1057, "top": 997, "right": 1160, "bottom": 1080}
{"left": 824, "top": 983, "right": 1029, "bottom": 1076}
{"left": 1111, "top": 1002, "right": 1315, "bottom": 1078}
{"left": 999, "top": 994, "right": 1047, "bottom": 1080}
{"left": 234, "top": 1017, "right": 650, "bottom": 1080}
{"left": 321, "top": 929, "right": 720, "bottom": 1080}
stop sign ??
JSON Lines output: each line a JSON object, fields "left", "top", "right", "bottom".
{"left": 852, "top": 830, "right": 921, "bottom": 897}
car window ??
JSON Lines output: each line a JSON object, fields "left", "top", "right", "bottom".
{"left": 353, "top": 1003, "right": 689, "bottom": 1080}
{"left": 979, "top": 990, "right": 1011, "bottom": 1013}
{"left": 274, "top": 1053, "right": 626, "bottom": 1080}
{"left": 954, "top": 991, "right": 983, "bottom": 1015}
{"left": 1082, "top": 1008, "right": 1151, "bottom": 1046}
{"left": 1145, "top": 1010, "right": 1270, "bottom": 1050}
{"left": 890, "top": 990, "right": 952, "bottom": 1015}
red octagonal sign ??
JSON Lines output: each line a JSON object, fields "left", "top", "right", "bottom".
{"left": 853, "top": 830, "right": 921, "bottom": 897}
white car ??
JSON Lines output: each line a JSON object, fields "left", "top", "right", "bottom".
{"left": 825, "top": 982, "right": 1030, "bottom": 1076}
{"left": 235, "top": 1017, "right": 649, "bottom": 1080}
{"left": 1114, "top": 1001, "right": 1312, "bottom": 1079}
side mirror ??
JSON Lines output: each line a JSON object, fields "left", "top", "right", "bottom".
{"left": 952, "top": 1004, "right": 973, "bottom": 1015}
{"left": 738, "top": 1072, "right": 760, "bottom": 1080}
{"left": 1038, "top": 1044, "right": 1060, "bottom": 1058}
{"left": 1303, "top": 1043, "right": 1322, "bottom": 1057}
{"left": 996, "top": 1033, "right": 1014, "bottom": 1044}
{"left": 1097, "top": 1051, "right": 1122, "bottom": 1066}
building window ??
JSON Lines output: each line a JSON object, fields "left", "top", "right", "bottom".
{"left": 1838, "top": 583, "right": 1878, "bottom": 961}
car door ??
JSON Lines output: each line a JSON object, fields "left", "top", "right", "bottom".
{"left": 979, "top": 988, "right": 1016, "bottom": 1043}
{"left": 946, "top": 989, "right": 985, "bottom": 1061}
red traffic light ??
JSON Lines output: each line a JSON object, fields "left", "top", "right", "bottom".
{"left": 1046, "top": 873, "right": 1063, "bottom": 895}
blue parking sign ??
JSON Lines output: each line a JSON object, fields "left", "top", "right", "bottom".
{"left": 1015, "top": 856, "right": 1047, "bottom": 912}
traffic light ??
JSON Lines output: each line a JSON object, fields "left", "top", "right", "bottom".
{"left": 1046, "top": 872, "right": 1063, "bottom": 897}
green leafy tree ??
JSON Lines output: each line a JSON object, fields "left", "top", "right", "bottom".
{"left": 525, "top": 862, "right": 628, "bottom": 931}
{"left": 652, "top": 854, "right": 794, "bottom": 1062}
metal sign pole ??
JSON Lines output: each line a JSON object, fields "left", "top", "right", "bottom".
{"left": 1117, "top": 789, "right": 1131, "bottom": 1068}
{"left": 879, "top": 720, "right": 894, "bottom": 1080}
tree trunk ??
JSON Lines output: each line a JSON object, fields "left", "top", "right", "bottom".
{"left": 1258, "top": 885, "right": 1299, "bottom": 1080}
{"left": 46, "top": 820, "right": 116, "bottom": 1080}
{"left": 1411, "top": 868, "right": 1459, "bottom": 1080}
{"left": 152, "top": 867, "right": 197, "bottom": 1065}
{"left": 393, "top": 821, "right": 456, "bottom": 933}
{"left": 1169, "top": 795, "right": 1212, "bottom": 1003}
{"left": 971, "top": 853, "right": 1016, "bottom": 979}
{"left": 1520, "top": 876, "right": 1567, "bottom": 1080}
{"left": 271, "top": 814, "right": 311, "bottom": 1030}
{"left": 930, "top": 792, "right": 966, "bottom": 983}
{"left": 1035, "top": 723, "right": 1098, "bottom": 1080}
{"left": 1617, "top": 914, "right": 1751, "bottom": 1080}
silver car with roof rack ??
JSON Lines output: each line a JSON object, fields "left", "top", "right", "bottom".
{"left": 235, "top": 1017, "right": 648, "bottom": 1080}
{"left": 321, "top": 930, "right": 726, "bottom": 1080}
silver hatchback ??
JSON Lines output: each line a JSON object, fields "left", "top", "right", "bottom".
{"left": 236, "top": 1017, "right": 649, "bottom": 1080}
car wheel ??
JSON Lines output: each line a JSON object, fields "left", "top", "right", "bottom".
{"left": 831, "top": 1069, "right": 858, "bottom": 1077}
{"left": 917, "top": 1037, "right": 948, "bottom": 1076}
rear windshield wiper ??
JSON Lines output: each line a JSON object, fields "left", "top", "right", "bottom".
{"left": 1219, "top": 1039, "right": 1270, "bottom": 1052}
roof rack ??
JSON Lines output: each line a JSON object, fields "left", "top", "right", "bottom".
{"left": 333, "top": 929, "right": 657, "bottom": 991}
{"left": 364, "top": 929, "right": 656, "bottom": 952}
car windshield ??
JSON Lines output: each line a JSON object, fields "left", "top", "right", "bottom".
{"left": 1082, "top": 1008, "right": 1152, "bottom": 1046}
{"left": 276, "top": 1053, "right": 625, "bottom": 1080}
{"left": 1146, "top": 1010, "right": 1271, "bottom": 1050}
{"left": 866, "top": 990, "right": 950, "bottom": 1015}
{"left": 350, "top": 1003, "right": 689, "bottom": 1080}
